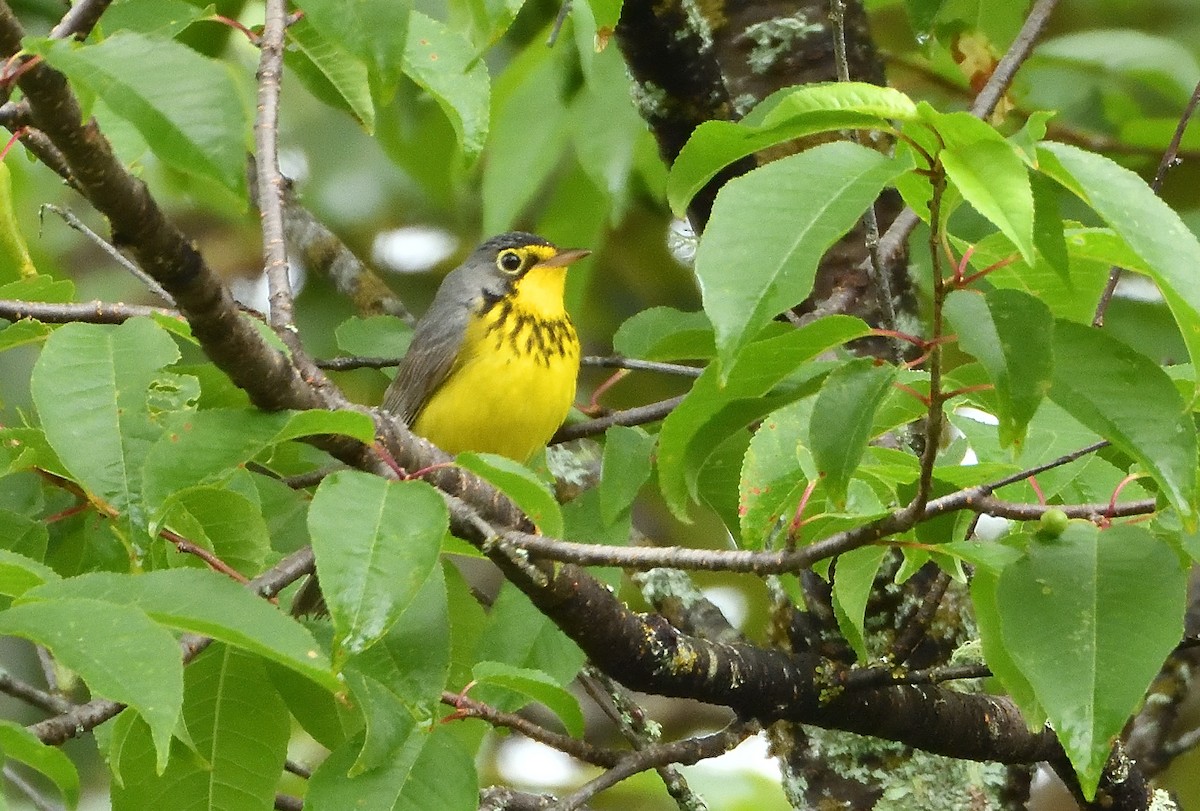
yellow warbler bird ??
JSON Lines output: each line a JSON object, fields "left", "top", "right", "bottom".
{"left": 383, "top": 231, "right": 589, "bottom": 462}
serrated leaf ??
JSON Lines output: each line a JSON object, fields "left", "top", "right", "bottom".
{"left": 334, "top": 315, "right": 413, "bottom": 361}
{"left": 739, "top": 398, "right": 811, "bottom": 548}
{"left": 403, "top": 12, "right": 489, "bottom": 159}
{"left": 142, "top": 408, "right": 374, "bottom": 515}
{"left": 474, "top": 582, "right": 586, "bottom": 707}
{"left": 611, "top": 307, "right": 714, "bottom": 362}
{"left": 668, "top": 83, "right": 915, "bottom": 214}
{"left": 0, "top": 319, "right": 51, "bottom": 353}
{"left": 157, "top": 487, "right": 271, "bottom": 576}
{"left": 30, "top": 319, "right": 178, "bottom": 543}
{"left": 472, "top": 661, "right": 585, "bottom": 737}
{"left": 1037, "top": 142, "right": 1200, "bottom": 395}
{"left": 284, "top": 15, "right": 375, "bottom": 131}
{"left": 346, "top": 566, "right": 450, "bottom": 774}
{"left": 456, "top": 453, "right": 562, "bottom": 537}
{"left": 944, "top": 289, "right": 1053, "bottom": 447}
{"left": 25, "top": 569, "right": 339, "bottom": 691}
{"left": 996, "top": 523, "right": 1186, "bottom": 799}
{"left": 941, "top": 138, "right": 1035, "bottom": 262}
{"left": 809, "top": 359, "right": 897, "bottom": 509}
{"left": 294, "top": 0, "right": 411, "bottom": 99}
{"left": 29, "top": 33, "right": 248, "bottom": 196}
{"left": 830, "top": 545, "right": 889, "bottom": 662}
{"left": 111, "top": 645, "right": 288, "bottom": 811}
{"left": 0, "top": 720, "right": 79, "bottom": 808}
{"left": 697, "top": 142, "right": 910, "bottom": 371}
{"left": 483, "top": 54, "right": 569, "bottom": 233}
{"left": 309, "top": 472, "right": 446, "bottom": 659}
{"left": 598, "top": 426, "right": 655, "bottom": 525}
{"left": 657, "top": 316, "right": 870, "bottom": 519}
{"left": 0, "top": 548, "right": 58, "bottom": 597}
{"left": 1049, "top": 319, "right": 1197, "bottom": 522}
{"left": 103, "top": 0, "right": 207, "bottom": 38}
{"left": 0, "top": 598, "right": 182, "bottom": 771}
{"left": 307, "top": 723, "right": 476, "bottom": 810}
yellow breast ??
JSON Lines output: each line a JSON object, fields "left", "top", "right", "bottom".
{"left": 412, "top": 281, "right": 580, "bottom": 462}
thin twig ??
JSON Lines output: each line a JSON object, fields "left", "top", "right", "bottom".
{"left": 274, "top": 794, "right": 303, "bottom": 811}
{"left": 876, "top": 0, "right": 1060, "bottom": 273}
{"left": 3, "top": 764, "right": 64, "bottom": 811}
{"left": 255, "top": 0, "right": 296, "bottom": 340}
{"left": 48, "top": 0, "right": 112, "bottom": 40}
{"left": 553, "top": 395, "right": 685, "bottom": 443}
{"left": 0, "top": 298, "right": 177, "bottom": 323}
{"left": 581, "top": 356, "right": 703, "bottom": 378}
{"left": 0, "top": 670, "right": 74, "bottom": 714}
{"left": 41, "top": 204, "right": 175, "bottom": 304}
{"left": 549, "top": 722, "right": 754, "bottom": 811}
{"left": 26, "top": 546, "right": 315, "bottom": 745}
{"left": 830, "top": 0, "right": 900, "bottom": 362}
{"left": 315, "top": 355, "right": 397, "bottom": 371}
{"left": 441, "top": 690, "right": 621, "bottom": 767}
{"left": 577, "top": 667, "right": 709, "bottom": 811}
{"left": 284, "top": 759, "right": 312, "bottom": 779}
{"left": 1092, "top": 76, "right": 1200, "bottom": 326}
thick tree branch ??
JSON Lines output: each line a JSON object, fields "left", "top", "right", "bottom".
{"left": 0, "top": 4, "right": 321, "bottom": 414}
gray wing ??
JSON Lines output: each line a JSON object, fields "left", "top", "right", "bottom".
{"left": 382, "top": 273, "right": 477, "bottom": 425}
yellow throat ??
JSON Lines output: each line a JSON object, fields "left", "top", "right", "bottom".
{"left": 410, "top": 242, "right": 584, "bottom": 462}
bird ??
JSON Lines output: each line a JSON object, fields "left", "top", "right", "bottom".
{"left": 383, "top": 231, "right": 589, "bottom": 462}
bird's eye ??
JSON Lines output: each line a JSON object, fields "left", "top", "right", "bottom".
{"left": 498, "top": 251, "right": 523, "bottom": 273}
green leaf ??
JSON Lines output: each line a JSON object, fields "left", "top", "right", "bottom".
{"left": 970, "top": 563, "right": 1044, "bottom": 727}
{"left": 739, "top": 399, "right": 811, "bottom": 548}
{"left": 0, "top": 720, "right": 79, "bottom": 809}
{"left": 474, "top": 582, "right": 587, "bottom": 706}
{"left": 483, "top": 53, "right": 569, "bottom": 233}
{"left": 598, "top": 426, "right": 656, "bottom": 525}
{"left": 456, "top": 453, "right": 562, "bottom": 537}
{"left": 284, "top": 15, "right": 375, "bottom": 131}
{"left": 403, "top": 12, "right": 490, "bottom": 159}
{"left": 294, "top": 0, "right": 411, "bottom": 98}
{"left": 996, "top": 523, "right": 1186, "bottom": 798}
{"left": 0, "top": 319, "right": 51, "bottom": 353}
{"left": 307, "top": 724, "right": 476, "bottom": 810}
{"left": 1049, "top": 320, "right": 1197, "bottom": 522}
{"left": 668, "top": 82, "right": 916, "bottom": 214}
{"left": 657, "top": 316, "right": 871, "bottom": 519}
{"left": 30, "top": 33, "right": 248, "bottom": 196}
{"left": 111, "top": 645, "right": 288, "bottom": 811}
{"left": 103, "top": 0, "right": 207, "bottom": 38}
{"left": 25, "top": 569, "right": 339, "bottom": 691}
{"left": 157, "top": 487, "right": 271, "bottom": 576}
{"left": 809, "top": 359, "right": 896, "bottom": 508}
{"left": 142, "top": 408, "right": 374, "bottom": 515}
{"left": 611, "top": 307, "right": 714, "bottom": 361}
{"left": 346, "top": 566, "right": 450, "bottom": 774}
{"left": 1037, "top": 142, "right": 1200, "bottom": 393}
{"left": 830, "top": 545, "right": 889, "bottom": 662}
{"left": 0, "top": 548, "right": 58, "bottom": 597}
{"left": 940, "top": 137, "right": 1035, "bottom": 262}
{"left": 309, "top": 472, "right": 446, "bottom": 659}
{"left": 944, "top": 289, "right": 1053, "bottom": 447}
{"left": 30, "top": 319, "right": 179, "bottom": 543}
{"left": 472, "top": 661, "right": 585, "bottom": 737}
{"left": 0, "top": 598, "right": 182, "bottom": 771}
{"left": 697, "top": 141, "right": 910, "bottom": 371}
{"left": 0, "top": 161, "right": 36, "bottom": 281}
{"left": 334, "top": 315, "right": 413, "bottom": 361}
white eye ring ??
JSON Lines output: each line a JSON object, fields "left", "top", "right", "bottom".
{"left": 498, "top": 251, "right": 523, "bottom": 273}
